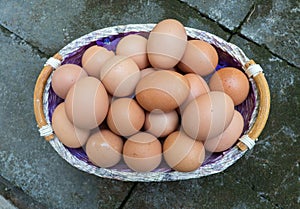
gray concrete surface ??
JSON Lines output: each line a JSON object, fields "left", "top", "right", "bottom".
{"left": 0, "top": 0, "right": 299, "bottom": 209}
{"left": 0, "top": 195, "right": 17, "bottom": 209}
{"left": 240, "top": 0, "right": 300, "bottom": 68}
{"left": 180, "top": 0, "right": 254, "bottom": 30}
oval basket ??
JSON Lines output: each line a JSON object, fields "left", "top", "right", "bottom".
{"left": 33, "top": 24, "right": 270, "bottom": 182}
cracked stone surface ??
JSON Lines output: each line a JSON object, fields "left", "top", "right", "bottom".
{"left": 241, "top": 0, "right": 300, "bottom": 67}
{"left": 0, "top": 0, "right": 228, "bottom": 56}
{"left": 180, "top": 0, "right": 254, "bottom": 30}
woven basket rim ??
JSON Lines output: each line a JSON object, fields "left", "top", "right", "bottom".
{"left": 34, "top": 23, "right": 270, "bottom": 182}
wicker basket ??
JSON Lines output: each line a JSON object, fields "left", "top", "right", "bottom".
{"left": 33, "top": 24, "right": 270, "bottom": 182}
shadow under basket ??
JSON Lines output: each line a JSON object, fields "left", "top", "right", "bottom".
{"left": 33, "top": 24, "right": 270, "bottom": 182}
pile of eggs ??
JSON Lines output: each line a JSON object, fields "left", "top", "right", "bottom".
{"left": 51, "top": 19, "right": 250, "bottom": 172}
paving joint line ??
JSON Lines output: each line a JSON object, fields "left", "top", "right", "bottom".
{"left": 0, "top": 23, "right": 51, "bottom": 59}
{"left": 235, "top": 33, "right": 299, "bottom": 68}
{"left": 0, "top": 175, "right": 47, "bottom": 209}
{"left": 176, "top": 1, "right": 299, "bottom": 68}
{"left": 117, "top": 182, "right": 138, "bottom": 209}
{"left": 177, "top": 0, "right": 234, "bottom": 35}
{"left": 227, "top": 4, "right": 256, "bottom": 42}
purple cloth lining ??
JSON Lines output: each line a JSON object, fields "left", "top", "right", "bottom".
{"left": 48, "top": 32, "right": 256, "bottom": 171}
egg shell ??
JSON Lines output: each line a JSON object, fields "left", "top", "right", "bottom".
{"left": 178, "top": 40, "right": 218, "bottom": 76}
{"left": 182, "top": 91, "right": 234, "bottom": 141}
{"left": 144, "top": 110, "right": 179, "bottom": 138}
{"left": 81, "top": 45, "right": 115, "bottom": 78}
{"left": 163, "top": 131, "right": 205, "bottom": 172}
{"left": 107, "top": 98, "right": 145, "bottom": 136}
{"left": 135, "top": 70, "right": 190, "bottom": 112}
{"left": 100, "top": 55, "right": 140, "bottom": 97}
{"left": 209, "top": 67, "right": 250, "bottom": 105}
{"left": 51, "top": 64, "right": 87, "bottom": 99}
{"left": 180, "top": 73, "right": 210, "bottom": 111}
{"left": 65, "top": 77, "right": 109, "bottom": 130}
{"left": 52, "top": 103, "right": 90, "bottom": 148}
{"left": 116, "top": 34, "right": 149, "bottom": 69}
{"left": 147, "top": 19, "right": 187, "bottom": 69}
{"left": 123, "top": 132, "right": 162, "bottom": 172}
{"left": 204, "top": 110, "right": 244, "bottom": 152}
{"left": 85, "top": 129, "right": 123, "bottom": 168}
{"left": 140, "top": 67, "right": 155, "bottom": 78}
{"left": 163, "top": 67, "right": 177, "bottom": 72}
{"left": 140, "top": 68, "right": 175, "bottom": 79}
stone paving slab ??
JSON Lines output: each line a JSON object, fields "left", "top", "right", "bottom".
{"left": 123, "top": 35, "right": 300, "bottom": 209}
{"left": 0, "top": 175, "right": 45, "bottom": 209}
{"left": 241, "top": 0, "right": 300, "bottom": 67}
{"left": 0, "top": 0, "right": 228, "bottom": 57}
{"left": 0, "top": 29, "right": 134, "bottom": 209}
{"left": 0, "top": 195, "right": 17, "bottom": 209}
{"left": 123, "top": 177, "right": 275, "bottom": 209}
{"left": 180, "top": 0, "right": 254, "bottom": 30}
{"left": 230, "top": 35, "right": 300, "bottom": 208}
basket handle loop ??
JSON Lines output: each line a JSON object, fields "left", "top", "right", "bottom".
{"left": 33, "top": 53, "right": 62, "bottom": 141}
{"left": 237, "top": 60, "right": 271, "bottom": 151}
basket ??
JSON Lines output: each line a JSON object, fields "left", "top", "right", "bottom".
{"left": 33, "top": 24, "right": 270, "bottom": 182}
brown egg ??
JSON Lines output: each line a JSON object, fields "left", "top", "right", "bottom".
{"left": 100, "top": 55, "right": 140, "bottom": 97}
{"left": 140, "top": 67, "right": 155, "bottom": 78}
{"left": 178, "top": 40, "right": 218, "bottom": 76}
{"left": 204, "top": 110, "right": 244, "bottom": 152}
{"left": 140, "top": 68, "right": 175, "bottom": 78}
{"left": 107, "top": 98, "right": 145, "bottom": 136}
{"left": 116, "top": 34, "right": 149, "bottom": 69}
{"left": 52, "top": 103, "right": 90, "bottom": 148}
{"left": 182, "top": 91, "right": 234, "bottom": 141}
{"left": 51, "top": 64, "right": 87, "bottom": 99}
{"left": 209, "top": 67, "right": 250, "bottom": 105}
{"left": 123, "top": 132, "right": 162, "bottom": 172}
{"left": 81, "top": 45, "right": 114, "bottom": 78}
{"left": 164, "top": 67, "right": 177, "bottom": 72}
{"left": 135, "top": 70, "right": 190, "bottom": 112}
{"left": 85, "top": 129, "right": 123, "bottom": 168}
{"left": 65, "top": 77, "right": 109, "bottom": 130}
{"left": 147, "top": 19, "right": 187, "bottom": 69}
{"left": 144, "top": 110, "right": 179, "bottom": 137}
{"left": 163, "top": 131, "right": 205, "bottom": 172}
{"left": 180, "top": 73, "right": 210, "bottom": 111}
